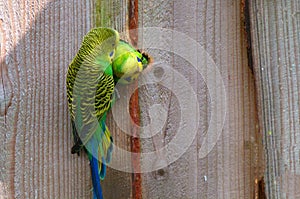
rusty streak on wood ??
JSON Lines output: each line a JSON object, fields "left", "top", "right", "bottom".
{"left": 129, "top": 87, "right": 142, "bottom": 199}
{"left": 258, "top": 177, "right": 267, "bottom": 199}
{"left": 241, "top": 1, "right": 266, "bottom": 198}
{"left": 128, "top": 0, "right": 139, "bottom": 46}
{"left": 128, "top": 0, "right": 142, "bottom": 198}
{"left": 241, "top": 0, "right": 254, "bottom": 74}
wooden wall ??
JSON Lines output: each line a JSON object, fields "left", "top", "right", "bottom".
{"left": 249, "top": 1, "right": 300, "bottom": 198}
{"left": 0, "top": 0, "right": 298, "bottom": 199}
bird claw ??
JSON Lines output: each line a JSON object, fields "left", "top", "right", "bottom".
{"left": 71, "top": 144, "right": 82, "bottom": 156}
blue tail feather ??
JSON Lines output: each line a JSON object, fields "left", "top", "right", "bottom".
{"left": 93, "top": 189, "right": 98, "bottom": 199}
{"left": 90, "top": 155, "right": 104, "bottom": 199}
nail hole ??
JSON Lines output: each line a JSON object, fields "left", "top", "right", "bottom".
{"left": 157, "top": 169, "right": 165, "bottom": 176}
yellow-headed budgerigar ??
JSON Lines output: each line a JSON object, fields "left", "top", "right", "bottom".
{"left": 66, "top": 27, "right": 151, "bottom": 199}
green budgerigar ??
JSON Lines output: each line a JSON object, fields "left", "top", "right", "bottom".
{"left": 66, "top": 27, "right": 151, "bottom": 199}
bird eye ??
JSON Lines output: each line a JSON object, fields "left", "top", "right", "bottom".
{"left": 109, "top": 51, "right": 114, "bottom": 57}
{"left": 137, "top": 57, "right": 141, "bottom": 62}
{"left": 125, "top": 77, "right": 131, "bottom": 82}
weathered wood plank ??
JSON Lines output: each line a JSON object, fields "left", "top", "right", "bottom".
{"left": 0, "top": 1, "right": 93, "bottom": 198}
{"left": 249, "top": 0, "right": 300, "bottom": 198}
{"left": 139, "top": 0, "right": 263, "bottom": 198}
{"left": 92, "top": 0, "right": 139, "bottom": 198}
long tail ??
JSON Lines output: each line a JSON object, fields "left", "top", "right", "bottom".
{"left": 86, "top": 118, "right": 113, "bottom": 199}
{"left": 90, "top": 155, "right": 103, "bottom": 199}
{"left": 88, "top": 136, "right": 104, "bottom": 199}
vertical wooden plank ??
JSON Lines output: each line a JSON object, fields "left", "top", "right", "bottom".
{"left": 128, "top": 1, "right": 142, "bottom": 199}
{"left": 250, "top": 0, "right": 300, "bottom": 198}
{"left": 0, "top": 0, "right": 94, "bottom": 198}
{"left": 138, "top": 1, "right": 181, "bottom": 198}
{"left": 0, "top": 5, "right": 13, "bottom": 198}
{"left": 93, "top": 0, "right": 137, "bottom": 198}
{"left": 139, "top": 0, "right": 263, "bottom": 198}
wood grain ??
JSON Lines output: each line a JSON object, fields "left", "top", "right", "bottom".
{"left": 249, "top": 0, "right": 300, "bottom": 198}
{"left": 0, "top": 0, "right": 272, "bottom": 198}
{"left": 94, "top": 1, "right": 136, "bottom": 198}
{"left": 0, "top": 1, "right": 93, "bottom": 198}
{"left": 138, "top": 1, "right": 262, "bottom": 198}
{"left": 139, "top": 0, "right": 263, "bottom": 198}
